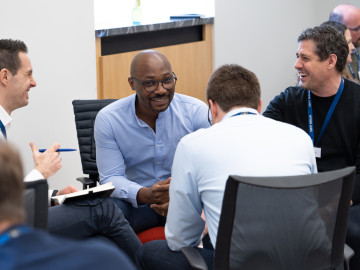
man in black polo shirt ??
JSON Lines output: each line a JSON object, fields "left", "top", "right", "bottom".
{"left": 263, "top": 25, "right": 360, "bottom": 269}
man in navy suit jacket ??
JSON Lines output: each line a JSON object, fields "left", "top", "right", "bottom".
{"left": 0, "top": 143, "right": 136, "bottom": 270}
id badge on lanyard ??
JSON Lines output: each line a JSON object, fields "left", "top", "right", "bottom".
{"left": 307, "top": 79, "right": 344, "bottom": 158}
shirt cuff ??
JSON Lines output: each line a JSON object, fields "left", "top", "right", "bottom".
{"left": 24, "top": 169, "right": 44, "bottom": 182}
{"left": 129, "top": 185, "right": 143, "bottom": 208}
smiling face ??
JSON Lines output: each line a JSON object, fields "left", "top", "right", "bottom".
{"left": 5, "top": 52, "right": 36, "bottom": 113}
{"left": 295, "top": 40, "right": 330, "bottom": 92}
{"left": 129, "top": 51, "right": 175, "bottom": 117}
{"left": 344, "top": 29, "right": 355, "bottom": 63}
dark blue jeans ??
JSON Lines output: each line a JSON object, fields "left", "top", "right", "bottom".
{"left": 136, "top": 240, "right": 214, "bottom": 270}
{"left": 47, "top": 197, "right": 141, "bottom": 263}
{"left": 347, "top": 204, "right": 360, "bottom": 269}
{"left": 110, "top": 197, "right": 166, "bottom": 233}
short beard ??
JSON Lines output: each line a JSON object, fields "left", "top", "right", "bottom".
{"left": 150, "top": 94, "right": 170, "bottom": 113}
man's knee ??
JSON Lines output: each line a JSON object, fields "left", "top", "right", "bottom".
{"left": 137, "top": 240, "right": 178, "bottom": 270}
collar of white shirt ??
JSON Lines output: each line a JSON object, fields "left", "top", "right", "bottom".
{"left": 0, "top": 105, "right": 12, "bottom": 136}
{"left": 222, "top": 107, "right": 259, "bottom": 121}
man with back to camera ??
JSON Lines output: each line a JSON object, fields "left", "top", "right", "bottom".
{"left": 263, "top": 25, "right": 360, "bottom": 269}
{"left": 0, "top": 143, "right": 136, "bottom": 270}
{"left": 330, "top": 4, "right": 360, "bottom": 83}
{"left": 0, "top": 39, "right": 142, "bottom": 263}
{"left": 94, "top": 50, "right": 210, "bottom": 233}
{"left": 137, "top": 64, "right": 319, "bottom": 270}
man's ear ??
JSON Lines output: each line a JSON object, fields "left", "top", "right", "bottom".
{"left": 327, "top": 54, "right": 338, "bottom": 70}
{"left": 209, "top": 99, "right": 219, "bottom": 124}
{"left": 128, "top": 76, "right": 135, "bottom": 91}
{"left": 209, "top": 99, "right": 217, "bottom": 116}
{"left": 0, "top": 68, "right": 10, "bottom": 86}
{"left": 257, "top": 99, "right": 263, "bottom": 114}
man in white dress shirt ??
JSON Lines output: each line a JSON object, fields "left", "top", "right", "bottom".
{"left": 0, "top": 39, "right": 61, "bottom": 183}
{"left": 0, "top": 39, "right": 142, "bottom": 263}
{"left": 137, "top": 64, "right": 318, "bottom": 270}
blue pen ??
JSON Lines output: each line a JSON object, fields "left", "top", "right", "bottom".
{"left": 38, "top": 148, "right": 77, "bottom": 153}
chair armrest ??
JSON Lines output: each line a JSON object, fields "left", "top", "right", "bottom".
{"left": 180, "top": 246, "right": 208, "bottom": 270}
{"left": 76, "top": 177, "right": 97, "bottom": 189}
{"left": 344, "top": 244, "right": 354, "bottom": 270}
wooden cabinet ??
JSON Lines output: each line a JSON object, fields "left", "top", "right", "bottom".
{"left": 96, "top": 23, "right": 213, "bottom": 103}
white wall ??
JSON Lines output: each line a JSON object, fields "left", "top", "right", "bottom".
{"left": 0, "top": 0, "right": 96, "bottom": 190}
{"left": 94, "top": 0, "right": 215, "bottom": 29}
{"left": 215, "top": 0, "right": 359, "bottom": 111}
{"left": 1, "top": 0, "right": 358, "bottom": 191}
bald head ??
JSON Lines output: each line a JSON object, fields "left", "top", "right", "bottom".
{"left": 330, "top": 4, "right": 360, "bottom": 47}
{"left": 128, "top": 50, "right": 176, "bottom": 116}
{"left": 130, "top": 50, "right": 172, "bottom": 77}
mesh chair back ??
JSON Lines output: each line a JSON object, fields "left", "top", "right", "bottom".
{"left": 72, "top": 99, "right": 117, "bottom": 182}
{"left": 214, "top": 167, "right": 355, "bottom": 270}
{"left": 23, "top": 179, "right": 49, "bottom": 229}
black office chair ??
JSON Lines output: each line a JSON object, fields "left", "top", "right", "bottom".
{"left": 181, "top": 167, "right": 356, "bottom": 270}
{"left": 23, "top": 179, "right": 49, "bottom": 230}
{"left": 72, "top": 99, "right": 166, "bottom": 243}
{"left": 72, "top": 99, "right": 117, "bottom": 189}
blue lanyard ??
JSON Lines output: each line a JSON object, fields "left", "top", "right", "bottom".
{"left": 0, "top": 226, "right": 30, "bottom": 246}
{"left": 348, "top": 63, "right": 356, "bottom": 79}
{"left": 0, "top": 120, "right": 6, "bottom": 140}
{"left": 307, "top": 79, "right": 344, "bottom": 146}
{"left": 357, "top": 50, "right": 360, "bottom": 78}
{"left": 349, "top": 50, "right": 360, "bottom": 79}
{"left": 231, "top": 112, "right": 256, "bottom": 117}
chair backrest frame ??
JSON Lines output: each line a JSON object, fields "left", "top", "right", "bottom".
{"left": 214, "top": 167, "right": 355, "bottom": 270}
{"left": 23, "top": 179, "right": 49, "bottom": 229}
{"left": 72, "top": 99, "right": 117, "bottom": 182}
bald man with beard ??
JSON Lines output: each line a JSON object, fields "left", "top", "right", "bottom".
{"left": 330, "top": 4, "right": 360, "bottom": 82}
{"left": 330, "top": 5, "right": 360, "bottom": 269}
{"left": 94, "top": 50, "right": 210, "bottom": 233}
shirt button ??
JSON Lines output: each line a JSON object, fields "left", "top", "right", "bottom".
{"left": 157, "top": 162, "right": 160, "bottom": 165}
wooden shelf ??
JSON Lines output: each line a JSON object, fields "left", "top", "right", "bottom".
{"left": 96, "top": 23, "right": 213, "bottom": 103}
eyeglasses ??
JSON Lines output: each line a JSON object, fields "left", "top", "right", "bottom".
{"left": 349, "top": 25, "right": 360, "bottom": 33}
{"left": 131, "top": 72, "right": 177, "bottom": 93}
